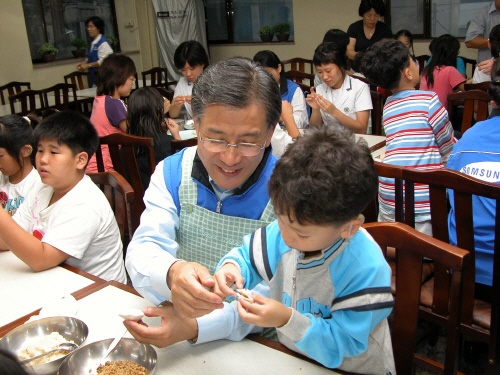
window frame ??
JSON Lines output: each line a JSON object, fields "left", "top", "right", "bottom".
{"left": 22, "top": 0, "right": 120, "bottom": 64}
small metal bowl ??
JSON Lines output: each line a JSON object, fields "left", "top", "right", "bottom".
{"left": 0, "top": 316, "right": 88, "bottom": 375}
{"left": 57, "top": 338, "right": 157, "bottom": 375}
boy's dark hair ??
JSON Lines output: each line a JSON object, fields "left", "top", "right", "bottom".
{"left": 0, "top": 349, "right": 29, "bottom": 375}
{"left": 33, "top": 111, "right": 98, "bottom": 162}
{"left": 174, "top": 40, "right": 210, "bottom": 70}
{"left": 97, "top": 53, "right": 137, "bottom": 96}
{"left": 268, "top": 127, "right": 378, "bottom": 226}
{"left": 488, "top": 58, "right": 500, "bottom": 103}
{"left": 313, "top": 42, "right": 348, "bottom": 70}
{"left": 358, "top": 0, "right": 385, "bottom": 17}
{"left": 85, "top": 16, "right": 105, "bottom": 34}
{"left": 0, "top": 115, "right": 36, "bottom": 167}
{"left": 361, "top": 39, "right": 411, "bottom": 90}
{"left": 490, "top": 24, "right": 500, "bottom": 58}
{"left": 322, "top": 29, "right": 349, "bottom": 50}
{"left": 423, "top": 34, "right": 460, "bottom": 88}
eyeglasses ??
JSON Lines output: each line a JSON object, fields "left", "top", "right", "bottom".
{"left": 199, "top": 127, "right": 271, "bottom": 157}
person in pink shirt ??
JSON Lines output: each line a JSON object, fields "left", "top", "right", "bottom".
{"left": 420, "top": 34, "right": 465, "bottom": 109}
{"left": 86, "top": 53, "right": 136, "bottom": 173}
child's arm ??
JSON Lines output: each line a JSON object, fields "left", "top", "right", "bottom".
{"left": 428, "top": 94, "right": 456, "bottom": 161}
{"left": 0, "top": 209, "right": 69, "bottom": 271}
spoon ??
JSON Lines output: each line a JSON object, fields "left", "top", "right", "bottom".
{"left": 20, "top": 342, "right": 78, "bottom": 364}
{"left": 93, "top": 327, "right": 128, "bottom": 372}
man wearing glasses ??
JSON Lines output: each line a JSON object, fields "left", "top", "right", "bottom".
{"left": 125, "top": 57, "right": 280, "bottom": 346}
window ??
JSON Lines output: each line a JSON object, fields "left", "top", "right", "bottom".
{"left": 388, "top": 0, "right": 490, "bottom": 38}
{"left": 206, "top": 0, "right": 294, "bottom": 43}
{"left": 22, "top": 0, "right": 119, "bottom": 63}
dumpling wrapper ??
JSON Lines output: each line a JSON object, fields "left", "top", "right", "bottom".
{"left": 118, "top": 308, "right": 144, "bottom": 321}
{"left": 236, "top": 288, "right": 254, "bottom": 303}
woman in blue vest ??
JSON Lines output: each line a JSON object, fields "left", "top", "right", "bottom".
{"left": 76, "top": 16, "right": 113, "bottom": 86}
{"left": 253, "top": 50, "right": 308, "bottom": 157}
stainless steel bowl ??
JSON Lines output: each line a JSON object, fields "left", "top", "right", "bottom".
{"left": 57, "top": 338, "right": 157, "bottom": 375}
{"left": 0, "top": 316, "right": 88, "bottom": 375}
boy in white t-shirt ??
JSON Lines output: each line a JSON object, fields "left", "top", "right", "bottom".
{"left": 0, "top": 111, "right": 126, "bottom": 282}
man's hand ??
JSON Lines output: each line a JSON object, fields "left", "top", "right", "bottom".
{"left": 237, "top": 294, "right": 292, "bottom": 328}
{"left": 123, "top": 303, "right": 198, "bottom": 347}
{"left": 167, "top": 261, "right": 223, "bottom": 318}
{"left": 478, "top": 59, "right": 494, "bottom": 75}
{"left": 213, "top": 263, "right": 244, "bottom": 298}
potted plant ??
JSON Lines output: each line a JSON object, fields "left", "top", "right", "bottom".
{"left": 38, "top": 43, "right": 58, "bottom": 63}
{"left": 71, "top": 38, "right": 88, "bottom": 58}
{"left": 259, "top": 25, "right": 274, "bottom": 42}
{"left": 105, "top": 35, "right": 118, "bottom": 50}
{"left": 273, "top": 22, "right": 291, "bottom": 42}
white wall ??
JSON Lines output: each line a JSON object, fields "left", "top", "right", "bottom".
{"left": 0, "top": 0, "right": 478, "bottom": 89}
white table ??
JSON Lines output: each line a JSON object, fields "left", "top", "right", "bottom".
{"left": 71, "top": 283, "right": 337, "bottom": 375}
{"left": 0, "top": 251, "right": 96, "bottom": 328}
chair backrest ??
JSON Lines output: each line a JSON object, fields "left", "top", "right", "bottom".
{"left": 95, "top": 133, "right": 155, "bottom": 234}
{"left": 87, "top": 171, "right": 135, "bottom": 251}
{"left": 0, "top": 81, "right": 31, "bottom": 105}
{"left": 64, "top": 71, "right": 91, "bottom": 90}
{"left": 460, "top": 56, "right": 477, "bottom": 79}
{"left": 171, "top": 138, "right": 198, "bottom": 154}
{"left": 41, "top": 83, "right": 77, "bottom": 112}
{"left": 364, "top": 222, "right": 469, "bottom": 375}
{"left": 280, "top": 58, "right": 314, "bottom": 75}
{"left": 464, "top": 81, "right": 491, "bottom": 92}
{"left": 370, "top": 90, "right": 384, "bottom": 136}
{"left": 141, "top": 67, "right": 177, "bottom": 89}
{"left": 8, "top": 89, "right": 45, "bottom": 116}
{"left": 283, "top": 70, "right": 314, "bottom": 92}
{"left": 403, "top": 167, "right": 500, "bottom": 372}
{"left": 415, "top": 55, "right": 430, "bottom": 75}
{"left": 447, "top": 89, "right": 491, "bottom": 135}
{"left": 350, "top": 74, "right": 378, "bottom": 91}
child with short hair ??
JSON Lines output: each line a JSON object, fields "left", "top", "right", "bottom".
{"left": 0, "top": 111, "right": 126, "bottom": 282}
{"left": 213, "top": 127, "right": 395, "bottom": 374}
{"left": 362, "top": 39, "right": 455, "bottom": 235}
{"left": 0, "top": 115, "right": 41, "bottom": 216}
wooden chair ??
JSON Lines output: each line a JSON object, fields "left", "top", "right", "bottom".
{"left": 350, "top": 74, "right": 378, "bottom": 91}
{"left": 403, "top": 167, "right": 500, "bottom": 374}
{"left": 284, "top": 70, "right": 314, "bottom": 92}
{"left": 64, "top": 71, "right": 91, "bottom": 90}
{"left": 0, "top": 81, "right": 31, "bottom": 105}
{"left": 464, "top": 81, "right": 491, "bottom": 92}
{"left": 415, "top": 55, "right": 430, "bottom": 75}
{"left": 87, "top": 171, "right": 135, "bottom": 251}
{"left": 370, "top": 90, "right": 384, "bottom": 136}
{"left": 280, "top": 57, "right": 314, "bottom": 75}
{"left": 141, "top": 67, "right": 177, "bottom": 89}
{"left": 447, "top": 90, "right": 491, "bottom": 135}
{"left": 41, "top": 83, "right": 77, "bottom": 112}
{"left": 8, "top": 89, "right": 45, "bottom": 116}
{"left": 95, "top": 133, "right": 155, "bottom": 235}
{"left": 460, "top": 56, "right": 477, "bottom": 79}
{"left": 171, "top": 137, "right": 198, "bottom": 154}
{"left": 364, "top": 222, "right": 469, "bottom": 375}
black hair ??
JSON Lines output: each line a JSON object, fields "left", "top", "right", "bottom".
{"left": 490, "top": 24, "right": 500, "bottom": 58}
{"left": 423, "top": 34, "right": 460, "bottom": 88}
{"left": 173, "top": 40, "right": 209, "bottom": 70}
{"left": 361, "top": 39, "right": 411, "bottom": 90}
{"left": 268, "top": 126, "right": 378, "bottom": 226}
{"left": 0, "top": 349, "right": 30, "bottom": 375}
{"left": 488, "top": 58, "right": 500, "bottom": 103}
{"left": 313, "top": 42, "right": 348, "bottom": 71}
{"left": 85, "top": 16, "right": 105, "bottom": 34}
{"left": 395, "top": 29, "right": 415, "bottom": 56}
{"left": 358, "top": 0, "right": 386, "bottom": 17}
{"left": 33, "top": 111, "right": 98, "bottom": 163}
{"left": 0, "top": 115, "right": 36, "bottom": 168}
{"left": 322, "top": 29, "right": 350, "bottom": 50}
{"left": 127, "top": 87, "right": 168, "bottom": 156}
{"left": 253, "top": 50, "right": 288, "bottom": 97}
{"left": 96, "top": 53, "right": 137, "bottom": 96}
